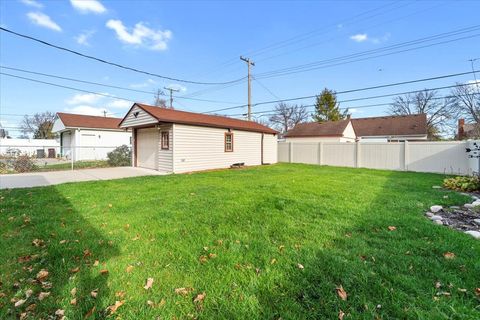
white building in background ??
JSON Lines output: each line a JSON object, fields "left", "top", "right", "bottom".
{"left": 52, "top": 113, "right": 131, "bottom": 161}
{"left": 0, "top": 138, "right": 60, "bottom": 157}
{"left": 119, "top": 103, "right": 278, "bottom": 173}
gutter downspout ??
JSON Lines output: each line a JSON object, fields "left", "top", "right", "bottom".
{"left": 261, "top": 133, "right": 264, "bottom": 165}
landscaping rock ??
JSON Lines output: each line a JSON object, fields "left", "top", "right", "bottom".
{"left": 425, "top": 212, "right": 434, "bottom": 217}
{"left": 434, "top": 220, "right": 444, "bottom": 225}
{"left": 431, "top": 215, "right": 443, "bottom": 221}
{"left": 464, "top": 230, "right": 480, "bottom": 239}
{"left": 474, "top": 219, "right": 480, "bottom": 225}
{"left": 464, "top": 203, "right": 474, "bottom": 209}
{"left": 450, "top": 206, "right": 460, "bottom": 209}
{"left": 430, "top": 205, "right": 443, "bottom": 213}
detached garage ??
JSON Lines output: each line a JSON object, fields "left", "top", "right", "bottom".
{"left": 119, "top": 103, "right": 278, "bottom": 173}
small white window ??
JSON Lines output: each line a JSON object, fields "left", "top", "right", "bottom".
{"left": 225, "top": 132, "right": 233, "bottom": 152}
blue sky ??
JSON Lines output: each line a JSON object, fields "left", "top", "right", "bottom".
{"left": 1, "top": 0, "right": 479, "bottom": 136}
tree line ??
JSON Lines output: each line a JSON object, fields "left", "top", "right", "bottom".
{"left": 266, "top": 82, "right": 480, "bottom": 140}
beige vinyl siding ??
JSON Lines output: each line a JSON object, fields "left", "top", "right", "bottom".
{"left": 262, "top": 133, "right": 277, "bottom": 164}
{"left": 157, "top": 124, "right": 173, "bottom": 172}
{"left": 173, "top": 124, "right": 262, "bottom": 173}
{"left": 121, "top": 105, "right": 158, "bottom": 128}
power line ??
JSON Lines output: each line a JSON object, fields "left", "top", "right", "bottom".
{"left": 203, "top": 69, "right": 479, "bottom": 113}
{"left": 0, "top": 66, "right": 242, "bottom": 105}
{"left": 255, "top": 25, "right": 480, "bottom": 79}
{"left": 0, "top": 27, "right": 246, "bottom": 86}
{"left": 253, "top": 76, "right": 282, "bottom": 100}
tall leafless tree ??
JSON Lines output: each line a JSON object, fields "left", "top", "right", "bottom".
{"left": 451, "top": 82, "right": 480, "bottom": 122}
{"left": 20, "top": 111, "right": 57, "bottom": 139}
{"left": 389, "top": 89, "right": 457, "bottom": 139}
{"left": 153, "top": 89, "right": 168, "bottom": 107}
{"left": 269, "top": 102, "right": 310, "bottom": 134}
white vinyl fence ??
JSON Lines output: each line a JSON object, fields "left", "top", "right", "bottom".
{"left": 278, "top": 141, "right": 478, "bottom": 175}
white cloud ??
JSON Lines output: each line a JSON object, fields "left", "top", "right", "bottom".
{"left": 106, "top": 19, "right": 172, "bottom": 51}
{"left": 66, "top": 93, "right": 104, "bottom": 105}
{"left": 70, "top": 0, "right": 106, "bottom": 14}
{"left": 106, "top": 100, "right": 133, "bottom": 109}
{"left": 20, "top": 0, "right": 43, "bottom": 8}
{"left": 27, "top": 12, "right": 62, "bottom": 32}
{"left": 75, "top": 30, "right": 95, "bottom": 46}
{"left": 350, "top": 33, "right": 368, "bottom": 42}
{"left": 166, "top": 84, "right": 187, "bottom": 92}
{"left": 130, "top": 78, "right": 156, "bottom": 88}
{"left": 64, "top": 105, "right": 114, "bottom": 117}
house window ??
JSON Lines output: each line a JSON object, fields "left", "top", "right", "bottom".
{"left": 161, "top": 131, "right": 169, "bottom": 150}
{"left": 225, "top": 132, "right": 233, "bottom": 152}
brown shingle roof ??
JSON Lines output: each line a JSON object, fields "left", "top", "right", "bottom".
{"left": 351, "top": 114, "right": 427, "bottom": 137}
{"left": 124, "top": 103, "right": 277, "bottom": 134}
{"left": 284, "top": 119, "right": 350, "bottom": 137}
{"left": 57, "top": 112, "right": 123, "bottom": 130}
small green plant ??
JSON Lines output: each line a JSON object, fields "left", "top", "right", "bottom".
{"left": 443, "top": 175, "right": 480, "bottom": 192}
{"left": 12, "top": 155, "right": 37, "bottom": 173}
{"left": 107, "top": 145, "right": 131, "bottom": 166}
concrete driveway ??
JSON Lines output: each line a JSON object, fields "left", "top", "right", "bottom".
{"left": 0, "top": 167, "right": 167, "bottom": 189}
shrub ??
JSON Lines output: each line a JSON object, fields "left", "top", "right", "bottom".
{"left": 107, "top": 145, "right": 131, "bottom": 166}
{"left": 443, "top": 176, "right": 480, "bottom": 192}
{"left": 0, "top": 161, "right": 7, "bottom": 174}
{"left": 12, "top": 155, "right": 37, "bottom": 173}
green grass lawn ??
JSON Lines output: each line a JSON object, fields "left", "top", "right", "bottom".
{"left": 1, "top": 164, "right": 479, "bottom": 319}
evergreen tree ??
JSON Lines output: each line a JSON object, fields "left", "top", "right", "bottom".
{"left": 313, "top": 88, "right": 348, "bottom": 122}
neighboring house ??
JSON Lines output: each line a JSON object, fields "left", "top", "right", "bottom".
{"left": 52, "top": 113, "right": 131, "bottom": 161}
{"left": 0, "top": 138, "right": 59, "bottom": 157}
{"left": 284, "top": 114, "right": 428, "bottom": 143}
{"left": 457, "top": 119, "right": 479, "bottom": 139}
{"left": 119, "top": 103, "right": 278, "bottom": 173}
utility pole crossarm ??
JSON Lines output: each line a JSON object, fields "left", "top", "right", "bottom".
{"left": 240, "top": 56, "right": 255, "bottom": 121}
{"left": 163, "top": 86, "right": 181, "bottom": 109}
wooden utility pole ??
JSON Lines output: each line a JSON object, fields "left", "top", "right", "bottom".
{"left": 240, "top": 56, "right": 255, "bottom": 120}
{"left": 164, "top": 87, "right": 180, "bottom": 109}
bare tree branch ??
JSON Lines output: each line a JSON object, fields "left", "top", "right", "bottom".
{"left": 269, "top": 102, "right": 310, "bottom": 134}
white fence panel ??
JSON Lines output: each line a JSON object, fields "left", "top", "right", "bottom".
{"left": 323, "top": 143, "right": 356, "bottom": 167}
{"left": 292, "top": 143, "right": 318, "bottom": 164}
{"left": 278, "top": 141, "right": 476, "bottom": 175}
{"left": 278, "top": 142, "right": 290, "bottom": 162}
{"left": 360, "top": 143, "right": 404, "bottom": 170}
{"left": 408, "top": 142, "right": 469, "bottom": 175}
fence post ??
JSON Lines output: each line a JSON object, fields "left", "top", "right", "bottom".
{"left": 71, "top": 147, "right": 74, "bottom": 171}
{"left": 318, "top": 142, "right": 323, "bottom": 165}
{"left": 289, "top": 142, "right": 293, "bottom": 163}
{"left": 355, "top": 141, "right": 361, "bottom": 168}
{"left": 404, "top": 141, "right": 409, "bottom": 171}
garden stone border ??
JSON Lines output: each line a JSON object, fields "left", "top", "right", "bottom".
{"left": 426, "top": 192, "right": 480, "bottom": 240}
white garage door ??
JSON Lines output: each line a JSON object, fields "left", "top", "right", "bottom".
{"left": 137, "top": 128, "right": 158, "bottom": 170}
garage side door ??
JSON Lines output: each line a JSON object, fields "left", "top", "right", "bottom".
{"left": 137, "top": 128, "right": 158, "bottom": 170}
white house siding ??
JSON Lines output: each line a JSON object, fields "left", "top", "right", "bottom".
{"left": 157, "top": 124, "right": 173, "bottom": 172}
{"left": 262, "top": 133, "right": 277, "bottom": 164}
{"left": 71, "top": 129, "right": 131, "bottom": 161}
{"left": 173, "top": 124, "right": 264, "bottom": 173}
{"left": 0, "top": 138, "right": 60, "bottom": 157}
{"left": 120, "top": 105, "right": 158, "bottom": 128}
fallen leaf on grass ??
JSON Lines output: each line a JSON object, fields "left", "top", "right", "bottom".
{"left": 193, "top": 292, "right": 206, "bottom": 303}
{"left": 25, "top": 289, "right": 33, "bottom": 298}
{"left": 108, "top": 204, "right": 113, "bottom": 208}
{"left": 475, "top": 288, "right": 480, "bottom": 296}
{"left": 70, "top": 287, "right": 77, "bottom": 296}
{"left": 435, "top": 281, "right": 442, "bottom": 289}
{"left": 175, "top": 287, "right": 194, "bottom": 296}
{"left": 100, "top": 269, "right": 109, "bottom": 275}
{"left": 336, "top": 285, "right": 347, "bottom": 301}
{"left": 199, "top": 255, "right": 208, "bottom": 264}
{"left": 25, "top": 304, "right": 36, "bottom": 312}
{"left": 91, "top": 289, "right": 98, "bottom": 298}
{"left": 270, "top": 258, "right": 277, "bottom": 265}
{"left": 38, "top": 292, "right": 50, "bottom": 300}
{"left": 93, "top": 260, "right": 99, "bottom": 267}
{"left": 83, "top": 249, "right": 91, "bottom": 258}
{"left": 458, "top": 288, "right": 467, "bottom": 293}
{"left": 36, "top": 269, "right": 49, "bottom": 282}
{"left": 338, "top": 310, "right": 345, "bottom": 320}
{"left": 70, "top": 298, "right": 77, "bottom": 305}
{"left": 443, "top": 252, "right": 455, "bottom": 259}
{"left": 14, "top": 299, "right": 26, "bottom": 307}
{"left": 59, "top": 240, "right": 67, "bottom": 244}
{"left": 132, "top": 234, "right": 141, "bottom": 241}
{"left": 108, "top": 300, "right": 124, "bottom": 314}
{"left": 32, "top": 239, "right": 45, "bottom": 247}
{"left": 54, "top": 309, "right": 64, "bottom": 317}
{"left": 84, "top": 306, "right": 95, "bottom": 318}
{"left": 115, "top": 291, "right": 125, "bottom": 298}
{"left": 208, "top": 253, "right": 217, "bottom": 259}
{"left": 126, "top": 265, "right": 134, "bottom": 273}
{"left": 387, "top": 226, "right": 397, "bottom": 231}
{"left": 70, "top": 267, "right": 80, "bottom": 273}
{"left": 297, "top": 264, "right": 304, "bottom": 270}
{"left": 18, "top": 255, "right": 32, "bottom": 263}
{"left": 436, "top": 291, "right": 451, "bottom": 296}
{"left": 144, "top": 278, "right": 154, "bottom": 290}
